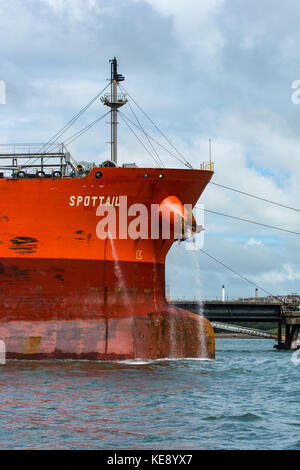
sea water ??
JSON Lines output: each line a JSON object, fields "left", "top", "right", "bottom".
{"left": 0, "top": 339, "right": 299, "bottom": 450}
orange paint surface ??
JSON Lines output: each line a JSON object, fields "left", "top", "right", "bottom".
{"left": 0, "top": 166, "right": 215, "bottom": 359}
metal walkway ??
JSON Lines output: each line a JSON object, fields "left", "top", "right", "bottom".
{"left": 171, "top": 300, "right": 300, "bottom": 348}
{"left": 211, "top": 322, "right": 277, "bottom": 339}
{"left": 172, "top": 300, "right": 282, "bottom": 322}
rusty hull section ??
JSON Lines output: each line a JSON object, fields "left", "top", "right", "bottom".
{"left": 2, "top": 311, "right": 214, "bottom": 360}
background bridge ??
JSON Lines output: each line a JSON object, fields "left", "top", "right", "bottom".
{"left": 171, "top": 299, "right": 300, "bottom": 350}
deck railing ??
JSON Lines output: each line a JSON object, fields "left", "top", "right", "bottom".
{"left": 200, "top": 161, "right": 214, "bottom": 171}
{"left": 0, "top": 143, "right": 75, "bottom": 177}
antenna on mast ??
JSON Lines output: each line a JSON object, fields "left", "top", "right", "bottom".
{"left": 101, "top": 57, "right": 127, "bottom": 165}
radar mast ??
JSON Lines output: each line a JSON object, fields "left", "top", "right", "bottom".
{"left": 102, "top": 57, "right": 127, "bottom": 165}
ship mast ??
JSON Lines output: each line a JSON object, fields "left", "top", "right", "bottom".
{"left": 102, "top": 58, "right": 127, "bottom": 165}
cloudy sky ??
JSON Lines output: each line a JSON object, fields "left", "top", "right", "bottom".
{"left": 1, "top": 0, "right": 300, "bottom": 300}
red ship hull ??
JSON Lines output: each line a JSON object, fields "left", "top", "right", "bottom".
{"left": 0, "top": 167, "right": 215, "bottom": 360}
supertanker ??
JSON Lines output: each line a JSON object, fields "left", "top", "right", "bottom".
{"left": 0, "top": 58, "right": 215, "bottom": 360}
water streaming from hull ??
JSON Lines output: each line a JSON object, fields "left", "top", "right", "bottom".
{"left": 169, "top": 241, "right": 210, "bottom": 359}
{"left": 108, "top": 231, "right": 132, "bottom": 309}
{"left": 168, "top": 310, "right": 177, "bottom": 358}
{"left": 167, "top": 242, "right": 183, "bottom": 358}
{"left": 194, "top": 247, "right": 209, "bottom": 358}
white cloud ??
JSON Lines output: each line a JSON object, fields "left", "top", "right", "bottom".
{"left": 30, "top": 79, "right": 102, "bottom": 108}
{"left": 137, "top": 0, "right": 225, "bottom": 56}
{"left": 244, "top": 238, "right": 263, "bottom": 247}
{"left": 250, "top": 264, "right": 300, "bottom": 285}
{"left": 36, "top": 0, "right": 99, "bottom": 20}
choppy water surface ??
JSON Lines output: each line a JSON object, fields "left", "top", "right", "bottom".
{"left": 0, "top": 339, "right": 299, "bottom": 450}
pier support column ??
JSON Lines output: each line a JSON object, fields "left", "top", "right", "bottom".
{"left": 277, "top": 322, "right": 282, "bottom": 348}
{"left": 275, "top": 321, "right": 300, "bottom": 350}
{"left": 286, "top": 324, "right": 291, "bottom": 349}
